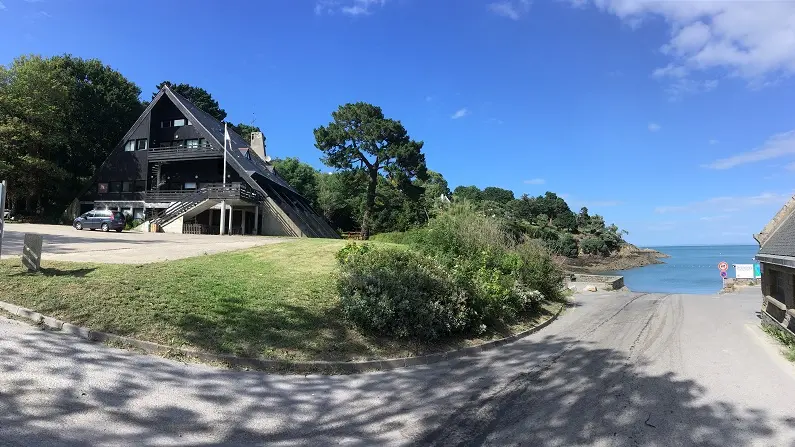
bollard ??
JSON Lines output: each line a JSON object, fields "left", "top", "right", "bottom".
{"left": 22, "top": 233, "right": 42, "bottom": 272}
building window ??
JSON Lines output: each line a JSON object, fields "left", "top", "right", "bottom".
{"left": 97, "top": 183, "right": 108, "bottom": 194}
{"left": 198, "top": 138, "right": 206, "bottom": 146}
{"left": 122, "top": 181, "right": 132, "bottom": 193}
{"left": 187, "top": 119, "right": 192, "bottom": 125}
{"left": 186, "top": 139, "right": 199, "bottom": 148}
{"left": 161, "top": 120, "right": 172, "bottom": 128}
{"left": 124, "top": 140, "right": 136, "bottom": 151}
{"left": 136, "top": 139, "right": 148, "bottom": 150}
{"left": 159, "top": 142, "right": 171, "bottom": 148}
{"left": 173, "top": 119, "right": 186, "bottom": 127}
{"left": 134, "top": 180, "right": 146, "bottom": 192}
{"left": 133, "top": 208, "right": 145, "bottom": 220}
{"left": 174, "top": 140, "right": 184, "bottom": 147}
{"left": 184, "top": 182, "right": 197, "bottom": 190}
{"left": 109, "top": 182, "right": 123, "bottom": 193}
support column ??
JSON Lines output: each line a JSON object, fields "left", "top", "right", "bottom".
{"left": 242, "top": 209, "right": 247, "bottom": 235}
{"left": 254, "top": 206, "right": 259, "bottom": 236}
{"left": 219, "top": 200, "right": 226, "bottom": 235}
{"left": 228, "top": 206, "right": 234, "bottom": 235}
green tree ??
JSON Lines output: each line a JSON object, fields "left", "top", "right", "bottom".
{"left": 153, "top": 81, "right": 227, "bottom": 122}
{"left": 272, "top": 157, "right": 320, "bottom": 206}
{"left": 415, "top": 170, "right": 450, "bottom": 220}
{"left": 481, "top": 186, "right": 515, "bottom": 204}
{"left": 0, "top": 54, "right": 142, "bottom": 216}
{"left": 314, "top": 102, "right": 427, "bottom": 239}
{"left": 452, "top": 185, "right": 482, "bottom": 203}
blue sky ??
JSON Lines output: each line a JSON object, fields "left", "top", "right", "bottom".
{"left": 2, "top": 0, "right": 794, "bottom": 246}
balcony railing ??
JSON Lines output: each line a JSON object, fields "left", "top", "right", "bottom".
{"left": 143, "top": 182, "right": 262, "bottom": 203}
{"left": 148, "top": 144, "right": 222, "bottom": 161}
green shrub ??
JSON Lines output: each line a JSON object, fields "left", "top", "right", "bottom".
{"left": 546, "top": 233, "right": 578, "bottom": 258}
{"left": 369, "top": 229, "right": 423, "bottom": 245}
{"left": 335, "top": 205, "right": 565, "bottom": 339}
{"left": 515, "top": 241, "right": 565, "bottom": 301}
{"left": 336, "top": 243, "right": 467, "bottom": 340}
{"left": 125, "top": 219, "right": 142, "bottom": 230}
{"left": 581, "top": 236, "right": 609, "bottom": 256}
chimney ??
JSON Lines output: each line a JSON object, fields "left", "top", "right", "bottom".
{"left": 250, "top": 132, "right": 267, "bottom": 161}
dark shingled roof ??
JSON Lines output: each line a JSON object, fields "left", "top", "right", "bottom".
{"left": 759, "top": 211, "right": 795, "bottom": 258}
{"left": 164, "top": 88, "right": 301, "bottom": 196}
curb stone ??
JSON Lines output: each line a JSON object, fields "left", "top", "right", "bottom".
{"left": 0, "top": 299, "right": 567, "bottom": 375}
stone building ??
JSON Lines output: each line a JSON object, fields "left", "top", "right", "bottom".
{"left": 755, "top": 196, "right": 795, "bottom": 336}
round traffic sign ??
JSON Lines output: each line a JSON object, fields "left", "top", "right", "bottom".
{"left": 718, "top": 261, "right": 729, "bottom": 271}
{"left": 720, "top": 271, "right": 727, "bottom": 278}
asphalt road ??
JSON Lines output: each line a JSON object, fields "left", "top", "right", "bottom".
{"left": 0, "top": 224, "right": 285, "bottom": 263}
{"left": 1, "top": 289, "right": 794, "bottom": 446}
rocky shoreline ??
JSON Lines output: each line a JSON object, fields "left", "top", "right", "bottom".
{"left": 559, "top": 244, "right": 669, "bottom": 274}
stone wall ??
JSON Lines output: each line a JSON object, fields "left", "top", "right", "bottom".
{"left": 567, "top": 274, "right": 625, "bottom": 291}
{"left": 761, "top": 263, "right": 795, "bottom": 309}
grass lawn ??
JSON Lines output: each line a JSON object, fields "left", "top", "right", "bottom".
{"left": 0, "top": 239, "right": 561, "bottom": 362}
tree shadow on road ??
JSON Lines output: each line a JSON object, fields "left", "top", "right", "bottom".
{"left": 0, "top": 324, "right": 790, "bottom": 446}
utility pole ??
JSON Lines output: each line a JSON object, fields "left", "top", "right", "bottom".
{"left": 0, "top": 180, "right": 6, "bottom": 258}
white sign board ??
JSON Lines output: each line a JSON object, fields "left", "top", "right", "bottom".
{"left": 735, "top": 264, "right": 754, "bottom": 279}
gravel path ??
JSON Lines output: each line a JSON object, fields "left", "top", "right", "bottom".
{"left": 1, "top": 289, "right": 794, "bottom": 446}
{"left": 0, "top": 224, "right": 285, "bottom": 263}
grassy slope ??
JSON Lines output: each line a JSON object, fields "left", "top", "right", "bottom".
{"left": 0, "top": 239, "right": 558, "bottom": 362}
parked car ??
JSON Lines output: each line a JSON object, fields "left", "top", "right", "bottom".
{"left": 73, "top": 209, "right": 126, "bottom": 232}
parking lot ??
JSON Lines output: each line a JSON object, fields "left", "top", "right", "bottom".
{"left": 0, "top": 224, "right": 287, "bottom": 264}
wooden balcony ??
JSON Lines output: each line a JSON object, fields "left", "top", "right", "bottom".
{"left": 148, "top": 144, "right": 222, "bottom": 161}
{"left": 143, "top": 182, "right": 262, "bottom": 203}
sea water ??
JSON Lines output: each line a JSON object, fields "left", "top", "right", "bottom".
{"left": 606, "top": 245, "right": 759, "bottom": 295}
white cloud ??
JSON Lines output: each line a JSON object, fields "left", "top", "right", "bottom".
{"left": 705, "top": 130, "right": 795, "bottom": 169}
{"left": 655, "top": 192, "right": 791, "bottom": 214}
{"left": 0, "top": 1, "right": 6, "bottom": 10}
{"left": 648, "top": 221, "right": 677, "bottom": 231}
{"left": 523, "top": 178, "right": 545, "bottom": 185}
{"left": 573, "top": 1, "right": 795, "bottom": 90}
{"left": 487, "top": 117, "right": 504, "bottom": 125}
{"left": 648, "top": 122, "right": 661, "bottom": 132}
{"left": 315, "top": 0, "right": 386, "bottom": 16}
{"left": 664, "top": 78, "right": 718, "bottom": 101}
{"left": 488, "top": 0, "right": 531, "bottom": 20}
{"left": 709, "top": 139, "right": 719, "bottom": 145}
{"left": 699, "top": 215, "right": 729, "bottom": 222}
{"left": 451, "top": 108, "right": 469, "bottom": 119}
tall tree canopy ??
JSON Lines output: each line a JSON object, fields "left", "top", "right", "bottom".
{"left": 230, "top": 123, "right": 262, "bottom": 144}
{"left": 453, "top": 185, "right": 482, "bottom": 203}
{"left": 481, "top": 186, "right": 515, "bottom": 204}
{"left": 314, "top": 102, "right": 427, "bottom": 239}
{"left": 0, "top": 54, "right": 143, "bottom": 216}
{"left": 272, "top": 157, "right": 320, "bottom": 206}
{"left": 153, "top": 81, "right": 227, "bottom": 122}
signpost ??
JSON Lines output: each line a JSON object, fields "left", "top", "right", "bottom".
{"left": 718, "top": 261, "right": 729, "bottom": 272}
{"left": 0, "top": 180, "right": 6, "bottom": 259}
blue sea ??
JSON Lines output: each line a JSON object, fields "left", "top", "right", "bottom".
{"left": 606, "top": 245, "right": 759, "bottom": 295}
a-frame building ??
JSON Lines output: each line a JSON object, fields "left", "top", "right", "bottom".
{"left": 67, "top": 85, "right": 338, "bottom": 238}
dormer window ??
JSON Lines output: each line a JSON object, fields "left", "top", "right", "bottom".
{"left": 173, "top": 119, "right": 186, "bottom": 127}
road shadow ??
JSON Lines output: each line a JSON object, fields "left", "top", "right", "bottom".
{"left": 0, "top": 322, "right": 788, "bottom": 445}
{"left": 10, "top": 267, "right": 97, "bottom": 278}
